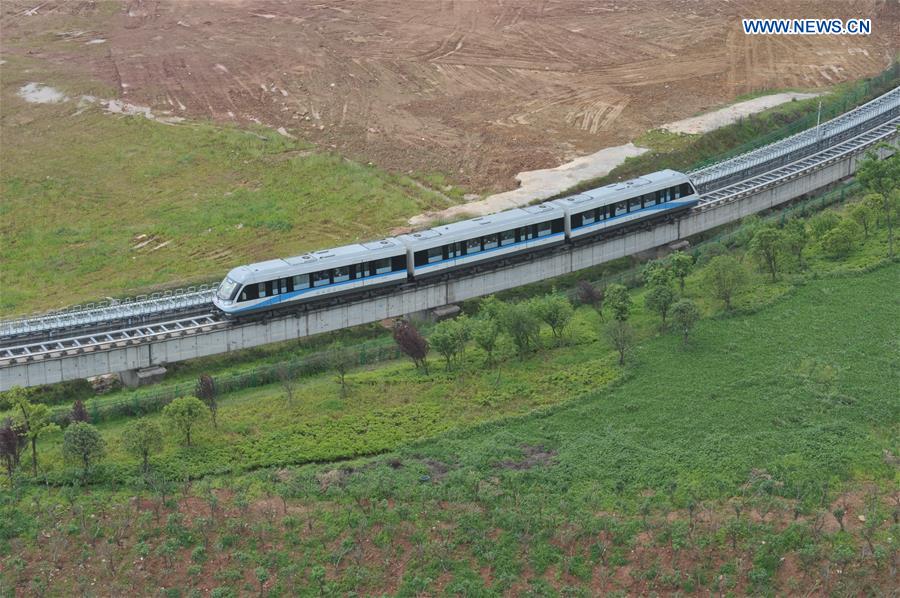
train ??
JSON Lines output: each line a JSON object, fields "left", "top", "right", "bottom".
{"left": 213, "top": 169, "right": 699, "bottom": 316}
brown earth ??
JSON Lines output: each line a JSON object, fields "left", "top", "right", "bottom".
{"left": 1, "top": 0, "right": 897, "bottom": 193}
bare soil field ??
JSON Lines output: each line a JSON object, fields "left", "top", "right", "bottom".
{"left": 2, "top": 0, "right": 896, "bottom": 193}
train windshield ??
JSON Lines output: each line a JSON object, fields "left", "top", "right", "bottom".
{"left": 217, "top": 277, "right": 240, "bottom": 301}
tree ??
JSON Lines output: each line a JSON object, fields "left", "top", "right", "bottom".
{"left": 605, "top": 283, "right": 632, "bottom": 322}
{"left": 61, "top": 422, "right": 105, "bottom": 478}
{"left": 471, "top": 315, "right": 501, "bottom": 366}
{"left": 820, "top": 218, "right": 861, "bottom": 258}
{"left": 849, "top": 201, "right": 875, "bottom": 238}
{"left": 122, "top": 419, "right": 164, "bottom": 473}
{"left": 644, "top": 284, "right": 676, "bottom": 328}
{"left": 669, "top": 251, "right": 694, "bottom": 293}
{"left": 392, "top": 320, "right": 429, "bottom": 374}
{"left": 642, "top": 261, "right": 673, "bottom": 288}
{"left": 575, "top": 280, "right": 604, "bottom": 319}
{"left": 194, "top": 374, "right": 218, "bottom": 429}
{"left": 162, "top": 397, "right": 208, "bottom": 447}
{"left": 605, "top": 320, "right": 634, "bottom": 365}
{"left": 276, "top": 365, "right": 297, "bottom": 405}
{"left": 783, "top": 219, "right": 809, "bottom": 267}
{"left": 857, "top": 151, "right": 899, "bottom": 257}
{"left": 327, "top": 341, "right": 355, "bottom": 396}
{"left": 9, "top": 387, "right": 60, "bottom": 476}
{"left": 702, "top": 255, "right": 747, "bottom": 311}
{"left": 430, "top": 317, "right": 469, "bottom": 371}
{"left": 809, "top": 211, "right": 841, "bottom": 240}
{"left": 70, "top": 399, "right": 89, "bottom": 424}
{"left": 501, "top": 301, "right": 542, "bottom": 357}
{"left": 0, "top": 418, "right": 26, "bottom": 480}
{"left": 749, "top": 226, "right": 786, "bottom": 282}
{"left": 670, "top": 299, "right": 701, "bottom": 345}
{"left": 533, "top": 293, "right": 574, "bottom": 340}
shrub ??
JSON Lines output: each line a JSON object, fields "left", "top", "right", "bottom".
{"left": 61, "top": 422, "right": 105, "bottom": 477}
{"left": 820, "top": 219, "right": 861, "bottom": 258}
{"left": 702, "top": 255, "right": 747, "bottom": 311}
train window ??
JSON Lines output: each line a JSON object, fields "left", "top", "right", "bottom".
{"left": 446, "top": 243, "right": 460, "bottom": 258}
{"left": 238, "top": 284, "right": 259, "bottom": 302}
{"left": 668, "top": 185, "right": 679, "bottom": 200}
{"left": 312, "top": 271, "right": 330, "bottom": 287}
{"left": 292, "top": 274, "right": 309, "bottom": 290}
{"left": 271, "top": 281, "right": 280, "bottom": 296}
{"left": 680, "top": 182, "right": 693, "bottom": 197}
{"left": 466, "top": 237, "right": 482, "bottom": 253}
{"left": 519, "top": 226, "right": 534, "bottom": 240}
{"left": 483, "top": 234, "right": 499, "bottom": 250}
{"left": 280, "top": 279, "right": 288, "bottom": 294}
{"left": 256, "top": 282, "right": 267, "bottom": 298}
{"left": 614, "top": 201, "right": 627, "bottom": 216}
{"left": 536, "top": 222, "right": 552, "bottom": 237}
{"left": 392, "top": 255, "right": 407, "bottom": 271}
{"left": 500, "top": 229, "right": 515, "bottom": 246}
{"left": 372, "top": 258, "right": 391, "bottom": 275}
{"left": 334, "top": 267, "right": 350, "bottom": 283}
{"left": 628, "top": 195, "right": 641, "bottom": 212}
{"left": 582, "top": 209, "right": 595, "bottom": 225}
{"left": 598, "top": 206, "right": 608, "bottom": 220}
{"left": 642, "top": 193, "right": 654, "bottom": 208}
{"left": 427, "top": 246, "right": 443, "bottom": 263}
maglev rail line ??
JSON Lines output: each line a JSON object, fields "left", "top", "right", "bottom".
{"left": 0, "top": 87, "right": 898, "bottom": 364}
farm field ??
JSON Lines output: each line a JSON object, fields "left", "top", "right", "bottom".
{"left": 2, "top": 193, "right": 898, "bottom": 595}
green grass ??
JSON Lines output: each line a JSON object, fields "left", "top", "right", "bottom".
{"left": 0, "top": 56, "right": 448, "bottom": 315}
{"left": 2, "top": 255, "right": 897, "bottom": 596}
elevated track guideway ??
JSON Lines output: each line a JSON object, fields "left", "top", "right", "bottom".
{"left": 1, "top": 87, "right": 898, "bottom": 390}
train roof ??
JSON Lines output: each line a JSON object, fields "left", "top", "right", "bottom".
{"left": 397, "top": 203, "right": 565, "bottom": 249}
{"left": 551, "top": 169, "right": 691, "bottom": 211}
{"left": 224, "top": 237, "right": 405, "bottom": 284}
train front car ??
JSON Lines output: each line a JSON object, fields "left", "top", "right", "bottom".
{"left": 552, "top": 169, "right": 699, "bottom": 241}
{"left": 212, "top": 238, "right": 408, "bottom": 316}
{"left": 397, "top": 203, "right": 566, "bottom": 279}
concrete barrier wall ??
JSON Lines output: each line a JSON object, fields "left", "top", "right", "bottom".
{"left": 1, "top": 138, "right": 895, "bottom": 390}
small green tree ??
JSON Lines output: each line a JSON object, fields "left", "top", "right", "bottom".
{"left": 644, "top": 284, "right": 676, "bottom": 328}
{"left": 749, "top": 226, "right": 786, "bottom": 282}
{"left": 702, "top": 255, "right": 747, "bottom": 311}
{"left": 471, "top": 316, "right": 501, "bottom": 366}
{"left": 327, "top": 341, "right": 355, "bottom": 396}
{"left": 502, "top": 301, "right": 542, "bottom": 357}
{"left": 606, "top": 320, "right": 634, "bottom": 366}
{"left": 162, "top": 397, "right": 208, "bottom": 447}
{"left": 783, "top": 219, "right": 809, "bottom": 267}
{"left": 605, "top": 283, "right": 633, "bottom": 322}
{"left": 669, "top": 251, "right": 694, "bottom": 292}
{"left": 9, "top": 387, "right": 60, "bottom": 476}
{"left": 122, "top": 419, "right": 164, "bottom": 473}
{"left": 430, "top": 317, "right": 468, "bottom": 371}
{"left": 533, "top": 293, "right": 574, "bottom": 340}
{"left": 849, "top": 201, "right": 875, "bottom": 239}
{"left": 62, "top": 422, "right": 105, "bottom": 478}
{"left": 820, "top": 218, "right": 861, "bottom": 258}
{"left": 642, "top": 261, "right": 673, "bottom": 288}
{"left": 857, "top": 150, "right": 899, "bottom": 257}
{"left": 670, "top": 299, "right": 701, "bottom": 345}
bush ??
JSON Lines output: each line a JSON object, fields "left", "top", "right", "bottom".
{"left": 820, "top": 219, "right": 861, "bottom": 258}
{"left": 809, "top": 211, "right": 841, "bottom": 240}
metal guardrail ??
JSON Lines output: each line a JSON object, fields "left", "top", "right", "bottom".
{"left": 0, "top": 285, "right": 217, "bottom": 340}
{"left": 689, "top": 86, "right": 900, "bottom": 192}
{"left": 0, "top": 314, "right": 223, "bottom": 363}
{"left": 697, "top": 118, "right": 899, "bottom": 210}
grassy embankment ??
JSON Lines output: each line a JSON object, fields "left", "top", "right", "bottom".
{"left": 0, "top": 56, "right": 452, "bottom": 315}
{"left": 1, "top": 199, "right": 897, "bottom": 594}
{"left": 556, "top": 61, "right": 900, "bottom": 196}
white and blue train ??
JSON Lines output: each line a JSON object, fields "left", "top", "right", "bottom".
{"left": 213, "top": 169, "right": 699, "bottom": 316}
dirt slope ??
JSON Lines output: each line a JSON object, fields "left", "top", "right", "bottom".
{"left": 2, "top": 0, "right": 896, "bottom": 192}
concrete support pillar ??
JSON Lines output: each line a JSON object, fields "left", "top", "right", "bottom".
{"left": 119, "top": 366, "right": 167, "bottom": 388}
